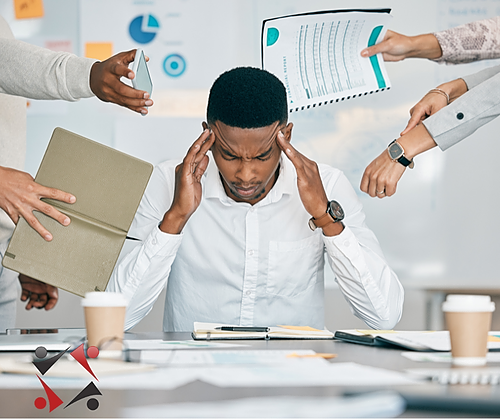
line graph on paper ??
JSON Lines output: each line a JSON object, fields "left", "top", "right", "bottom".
{"left": 296, "top": 19, "right": 366, "bottom": 102}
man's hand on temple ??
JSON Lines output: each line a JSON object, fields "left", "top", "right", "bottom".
{"left": 90, "top": 49, "right": 154, "bottom": 115}
{"left": 0, "top": 166, "right": 75, "bottom": 241}
{"left": 19, "top": 274, "right": 58, "bottom": 310}
{"left": 160, "top": 129, "right": 215, "bottom": 234}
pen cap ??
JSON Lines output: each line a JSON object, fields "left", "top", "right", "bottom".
{"left": 81, "top": 292, "right": 128, "bottom": 307}
{"left": 442, "top": 294, "right": 495, "bottom": 313}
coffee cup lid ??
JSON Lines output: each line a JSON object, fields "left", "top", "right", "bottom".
{"left": 81, "top": 292, "right": 128, "bottom": 307}
{"left": 442, "top": 294, "right": 495, "bottom": 312}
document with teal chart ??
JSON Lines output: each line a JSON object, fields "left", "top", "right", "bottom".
{"left": 262, "top": 9, "right": 392, "bottom": 112}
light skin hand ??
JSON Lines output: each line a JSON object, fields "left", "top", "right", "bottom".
{"left": 160, "top": 128, "right": 215, "bottom": 234}
{"left": 360, "top": 124, "right": 437, "bottom": 198}
{"left": 276, "top": 130, "right": 343, "bottom": 237}
{"left": 90, "top": 49, "right": 154, "bottom": 115}
{"left": 0, "top": 166, "right": 75, "bottom": 241}
{"left": 401, "top": 78, "right": 468, "bottom": 135}
{"left": 19, "top": 274, "right": 58, "bottom": 310}
{"left": 360, "top": 30, "right": 442, "bottom": 61}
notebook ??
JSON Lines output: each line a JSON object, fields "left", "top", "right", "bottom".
{"left": 192, "top": 322, "right": 335, "bottom": 340}
{"left": 262, "top": 9, "right": 392, "bottom": 112}
{"left": 2, "top": 127, "right": 153, "bottom": 297}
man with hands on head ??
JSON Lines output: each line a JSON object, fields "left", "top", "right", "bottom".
{"left": 0, "top": 14, "right": 153, "bottom": 329}
{"left": 109, "top": 67, "right": 403, "bottom": 332}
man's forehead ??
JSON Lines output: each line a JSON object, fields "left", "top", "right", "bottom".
{"left": 211, "top": 121, "right": 282, "bottom": 151}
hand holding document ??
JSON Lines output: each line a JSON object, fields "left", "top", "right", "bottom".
{"left": 262, "top": 9, "right": 392, "bottom": 112}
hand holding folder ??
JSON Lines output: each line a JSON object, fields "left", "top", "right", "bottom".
{"left": 2, "top": 128, "right": 153, "bottom": 297}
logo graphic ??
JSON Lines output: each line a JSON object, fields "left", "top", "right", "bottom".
{"left": 129, "top": 14, "right": 160, "bottom": 44}
{"left": 266, "top": 27, "right": 279, "bottom": 46}
{"left": 163, "top": 54, "right": 186, "bottom": 77}
{"left": 33, "top": 344, "right": 101, "bottom": 412}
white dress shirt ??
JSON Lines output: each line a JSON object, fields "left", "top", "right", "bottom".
{"left": 108, "top": 152, "right": 403, "bottom": 332}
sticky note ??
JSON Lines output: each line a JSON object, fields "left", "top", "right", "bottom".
{"left": 14, "top": 0, "right": 44, "bottom": 19}
{"left": 278, "top": 325, "right": 323, "bottom": 332}
{"left": 85, "top": 43, "right": 113, "bottom": 61}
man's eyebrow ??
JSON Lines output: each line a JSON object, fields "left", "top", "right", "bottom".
{"left": 219, "top": 145, "right": 238, "bottom": 158}
{"left": 256, "top": 145, "right": 274, "bottom": 158}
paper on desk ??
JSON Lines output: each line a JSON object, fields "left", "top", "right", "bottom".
{"left": 0, "top": 357, "right": 155, "bottom": 377}
{"left": 126, "top": 339, "right": 247, "bottom": 351}
{"left": 402, "top": 351, "right": 500, "bottom": 363}
{"left": 198, "top": 362, "right": 422, "bottom": 387}
{"left": 122, "top": 391, "right": 406, "bottom": 418}
{"left": 140, "top": 349, "right": 327, "bottom": 365}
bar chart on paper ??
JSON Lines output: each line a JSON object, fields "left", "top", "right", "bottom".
{"left": 262, "top": 9, "right": 392, "bottom": 112}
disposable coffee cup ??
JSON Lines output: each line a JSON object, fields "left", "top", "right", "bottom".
{"left": 442, "top": 294, "right": 495, "bottom": 366}
{"left": 82, "top": 292, "right": 128, "bottom": 359}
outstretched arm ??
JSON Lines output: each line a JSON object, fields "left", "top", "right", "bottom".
{"left": 0, "top": 166, "right": 75, "bottom": 241}
{"left": 360, "top": 30, "right": 442, "bottom": 61}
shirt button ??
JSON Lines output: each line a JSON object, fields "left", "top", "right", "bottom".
{"left": 247, "top": 250, "right": 254, "bottom": 256}
{"left": 246, "top": 290, "right": 252, "bottom": 296}
{"left": 152, "top": 238, "right": 157, "bottom": 245}
{"left": 344, "top": 241, "right": 350, "bottom": 247}
{"left": 457, "top": 112, "right": 464, "bottom": 120}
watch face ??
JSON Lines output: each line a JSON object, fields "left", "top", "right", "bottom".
{"left": 327, "top": 200, "right": 344, "bottom": 221}
{"left": 388, "top": 142, "right": 403, "bottom": 160}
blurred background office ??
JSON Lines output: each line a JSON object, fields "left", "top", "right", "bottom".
{"left": 2, "top": 0, "right": 500, "bottom": 332}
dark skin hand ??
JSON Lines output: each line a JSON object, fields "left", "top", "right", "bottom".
{"left": 18, "top": 274, "right": 58, "bottom": 310}
{"left": 90, "top": 49, "right": 154, "bottom": 115}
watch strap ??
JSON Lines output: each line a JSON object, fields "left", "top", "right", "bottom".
{"left": 308, "top": 211, "right": 335, "bottom": 230}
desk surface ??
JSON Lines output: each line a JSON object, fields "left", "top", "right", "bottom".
{"left": 1, "top": 331, "right": 499, "bottom": 418}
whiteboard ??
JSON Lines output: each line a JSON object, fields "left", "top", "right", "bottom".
{"left": 2, "top": 0, "right": 500, "bottom": 290}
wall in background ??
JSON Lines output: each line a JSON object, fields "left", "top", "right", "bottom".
{"left": 2, "top": 0, "right": 500, "bottom": 331}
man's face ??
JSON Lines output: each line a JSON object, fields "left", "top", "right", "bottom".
{"left": 207, "top": 120, "right": 292, "bottom": 205}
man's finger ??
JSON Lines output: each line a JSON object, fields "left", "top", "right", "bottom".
{"left": 21, "top": 212, "right": 53, "bottom": 241}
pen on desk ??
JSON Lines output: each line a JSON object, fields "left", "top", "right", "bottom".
{"left": 215, "top": 326, "right": 270, "bottom": 332}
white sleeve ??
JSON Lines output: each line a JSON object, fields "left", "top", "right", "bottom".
{"left": 107, "top": 163, "right": 182, "bottom": 330}
{"left": 0, "top": 38, "right": 95, "bottom": 101}
{"left": 321, "top": 169, "right": 404, "bottom": 330}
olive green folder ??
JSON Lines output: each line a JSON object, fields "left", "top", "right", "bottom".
{"left": 2, "top": 127, "right": 153, "bottom": 297}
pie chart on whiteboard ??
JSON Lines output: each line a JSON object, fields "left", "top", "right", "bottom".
{"left": 129, "top": 14, "right": 160, "bottom": 44}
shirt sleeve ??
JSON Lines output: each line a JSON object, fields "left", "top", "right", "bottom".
{"left": 0, "top": 38, "right": 95, "bottom": 101}
{"left": 107, "top": 163, "right": 182, "bottom": 330}
{"left": 433, "top": 17, "right": 500, "bottom": 64}
{"left": 422, "top": 65, "right": 500, "bottom": 151}
{"left": 320, "top": 168, "right": 404, "bottom": 330}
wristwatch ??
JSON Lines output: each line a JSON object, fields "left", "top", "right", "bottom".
{"left": 387, "top": 139, "right": 414, "bottom": 169}
{"left": 308, "top": 200, "right": 344, "bottom": 231}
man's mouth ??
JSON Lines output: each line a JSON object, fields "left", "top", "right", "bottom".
{"left": 234, "top": 184, "right": 260, "bottom": 197}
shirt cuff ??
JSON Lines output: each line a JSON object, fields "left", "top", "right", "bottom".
{"left": 322, "top": 226, "right": 361, "bottom": 260}
{"left": 142, "top": 224, "right": 183, "bottom": 259}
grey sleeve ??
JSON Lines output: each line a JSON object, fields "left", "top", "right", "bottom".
{"left": 423, "top": 66, "right": 500, "bottom": 150}
{"left": 0, "top": 38, "right": 96, "bottom": 101}
{"left": 433, "top": 17, "right": 500, "bottom": 64}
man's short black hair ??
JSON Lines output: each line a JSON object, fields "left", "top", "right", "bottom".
{"left": 207, "top": 67, "right": 288, "bottom": 128}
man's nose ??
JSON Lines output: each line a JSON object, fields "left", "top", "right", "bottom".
{"left": 235, "top": 160, "right": 255, "bottom": 183}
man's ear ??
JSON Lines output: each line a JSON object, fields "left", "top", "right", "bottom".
{"left": 282, "top": 122, "right": 293, "bottom": 142}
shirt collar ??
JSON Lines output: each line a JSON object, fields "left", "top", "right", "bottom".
{"left": 204, "top": 151, "right": 296, "bottom": 206}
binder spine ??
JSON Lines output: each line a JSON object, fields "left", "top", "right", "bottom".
{"left": 289, "top": 86, "right": 389, "bottom": 113}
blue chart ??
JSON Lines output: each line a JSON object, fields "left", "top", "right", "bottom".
{"left": 129, "top": 14, "right": 160, "bottom": 44}
{"left": 297, "top": 20, "right": 366, "bottom": 99}
{"left": 163, "top": 54, "right": 187, "bottom": 77}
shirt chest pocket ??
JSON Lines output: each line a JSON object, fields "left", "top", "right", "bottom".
{"left": 266, "top": 234, "right": 324, "bottom": 297}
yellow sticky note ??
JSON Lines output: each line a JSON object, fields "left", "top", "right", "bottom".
{"left": 85, "top": 43, "right": 113, "bottom": 61}
{"left": 14, "top": 0, "right": 44, "bottom": 19}
{"left": 278, "top": 325, "right": 323, "bottom": 332}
